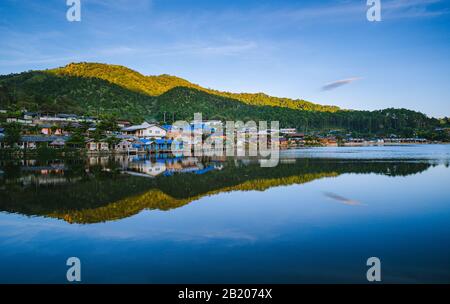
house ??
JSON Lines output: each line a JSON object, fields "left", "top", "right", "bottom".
{"left": 152, "top": 139, "right": 183, "bottom": 152}
{"left": 285, "top": 133, "right": 305, "bottom": 141}
{"left": 61, "top": 122, "right": 82, "bottom": 130}
{"left": 165, "top": 124, "right": 192, "bottom": 139}
{"left": 57, "top": 114, "right": 79, "bottom": 121}
{"left": 117, "top": 120, "right": 132, "bottom": 128}
{"left": 343, "top": 138, "right": 367, "bottom": 146}
{"left": 22, "top": 136, "right": 69, "bottom": 149}
{"left": 129, "top": 138, "right": 183, "bottom": 153}
{"left": 279, "top": 137, "right": 289, "bottom": 147}
{"left": 23, "top": 112, "right": 39, "bottom": 120}
{"left": 319, "top": 137, "right": 338, "bottom": 147}
{"left": 41, "top": 124, "right": 63, "bottom": 135}
{"left": 129, "top": 161, "right": 167, "bottom": 177}
{"left": 86, "top": 139, "right": 109, "bottom": 152}
{"left": 0, "top": 135, "right": 67, "bottom": 149}
{"left": 6, "top": 117, "right": 33, "bottom": 125}
{"left": 114, "top": 140, "right": 136, "bottom": 154}
{"left": 39, "top": 113, "right": 80, "bottom": 123}
{"left": 280, "top": 128, "right": 297, "bottom": 135}
{"left": 122, "top": 122, "right": 167, "bottom": 139}
{"left": 49, "top": 138, "right": 67, "bottom": 149}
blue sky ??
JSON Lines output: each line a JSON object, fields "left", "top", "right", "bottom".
{"left": 0, "top": 0, "right": 449, "bottom": 117}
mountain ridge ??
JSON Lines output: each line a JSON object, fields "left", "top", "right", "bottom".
{"left": 48, "top": 62, "right": 340, "bottom": 112}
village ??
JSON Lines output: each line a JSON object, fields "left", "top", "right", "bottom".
{"left": 0, "top": 110, "right": 439, "bottom": 155}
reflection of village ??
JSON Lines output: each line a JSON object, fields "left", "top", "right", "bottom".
{"left": 0, "top": 159, "right": 78, "bottom": 188}
{"left": 118, "top": 155, "right": 224, "bottom": 178}
{"left": 0, "top": 154, "right": 229, "bottom": 188}
{"left": 0, "top": 152, "right": 325, "bottom": 189}
{"left": 3, "top": 152, "right": 449, "bottom": 191}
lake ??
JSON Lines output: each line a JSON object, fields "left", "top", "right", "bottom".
{"left": 1, "top": 145, "right": 450, "bottom": 283}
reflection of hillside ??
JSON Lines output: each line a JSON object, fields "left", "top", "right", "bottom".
{"left": 0, "top": 158, "right": 433, "bottom": 224}
{"left": 49, "top": 172, "right": 338, "bottom": 224}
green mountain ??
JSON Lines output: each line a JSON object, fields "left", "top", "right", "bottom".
{"left": 0, "top": 62, "right": 445, "bottom": 137}
{"left": 49, "top": 62, "right": 340, "bottom": 112}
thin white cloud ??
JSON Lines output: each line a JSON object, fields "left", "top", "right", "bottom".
{"left": 321, "top": 77, "right": 362, "bottom": 91}
{"left": 85, "top": 0, "right": 153, "bottom": 11}
{"left": 97, "top": 40, "right": 258, "bottom": 58}
{"left": 383, "top": 0, "right": 449, "bottom": 19}
{"left": 194, "top": 41, "right": 258, "bottom": 56}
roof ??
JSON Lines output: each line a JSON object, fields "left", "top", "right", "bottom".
{"left": 24, "top": 112, "right": 38, "bottom": 116}
{"left": 286, "top": 133, "right": 305, "bottom": 138}
{"left": 116, "top": 134, "right": 138, "bottom": 140}
{"left": 122, "top": 122, "right": 166, "bottom": 132}
{"left": 122, "top": 122, "right": 153, "bottom": 132}
{"left": 17, "top": 136, "right": 69, "bottom": 143}
{"left": 65, "top": 122, "right": 82, "bottom": 128}
{"left": 50, "top": 138, "right": 67, "bottom": 146}
{"left": 57, "top": 114, "right": 78, "bottom": 118}
{"left": 139, "top": 139, "right": 154, "bottom": 145}
{"left": 155, "top": 139, "right": 173, "bottom": 144}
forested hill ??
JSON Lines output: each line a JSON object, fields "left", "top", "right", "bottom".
{"left": 0, "top": 62, "right": 446, "bottom": 137}
{"left": 49, "top": 62, "right": 340, "bottom": 112}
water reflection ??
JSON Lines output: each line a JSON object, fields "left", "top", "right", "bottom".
{"left": 1, "top": 146, "right": 450, "bottom": 283}
{"left": 0, "top": 151, "right": 436, "bottom": 224}
{"left": 323, "top": 192, "right": 364, "bottom": 206}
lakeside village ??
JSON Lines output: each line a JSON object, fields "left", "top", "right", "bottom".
{"left": 0, "top": 110, "right": 447, "bottom": 155}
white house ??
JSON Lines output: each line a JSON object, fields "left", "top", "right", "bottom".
{"left": 86, "top": 140, "right": 109, "bottom": 152}
{"left": 280, "top": 128, "right": 297, "bottom": 135}
{"left": 129, "top": 161, "right": 167, "bottom": 177}
{"left": 121, "top": 122, "right": 167, "bottom": 139}
{"left": 114, "top": 140, "right": 136, "bottom": 154}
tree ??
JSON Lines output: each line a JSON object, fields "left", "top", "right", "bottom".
{"left": 105, "top": 135, "right": 120, "bottom": 149}
{"left": 98, "top": 115, "right": 120, "bottom": 133}
{"left": 90, "top": 128, "right": 103, "bottom": 142}
{"left": 4, "top": 122, "right": 22, "bottom": 147}
{"left": 66, "top": 130, "right": 86, "bottom": 148}
{"left": 51, "top": 125, "right": 59, "bottom": 135}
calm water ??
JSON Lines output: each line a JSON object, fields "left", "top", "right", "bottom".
{"left": 0, "top": 145, "right": 450, "bottom": 283}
